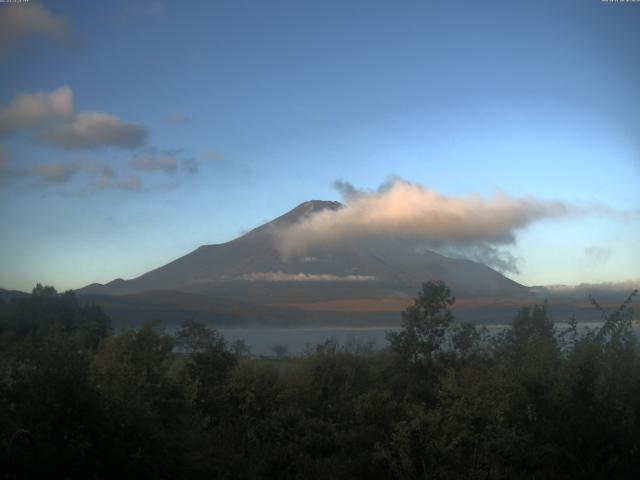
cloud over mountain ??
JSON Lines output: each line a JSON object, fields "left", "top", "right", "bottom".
{"left": 276, "top": 178, "right": 571, "bottom": 272}
{"left": 237, "top": 272, "right": 377, "bottom": 282}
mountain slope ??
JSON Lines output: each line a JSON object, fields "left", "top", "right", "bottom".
{"left": 78, "top": 200, "right": 531, "bottom": 319}
{"left": 0, "top": 288, "right": 30, "bottom": 302}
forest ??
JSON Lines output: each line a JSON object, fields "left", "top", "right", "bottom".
{"left": 1, "top": 281, "right": 639, "bottom": 479}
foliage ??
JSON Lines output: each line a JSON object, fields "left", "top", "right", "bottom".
{"left": 1, "top": 283, "right": 639, "bottom": 479}
{"left": 388, "top": 280, "right": 455, "bottom": 362}
{"left": 272, "top": 343, "right": 289, "bottom": 358}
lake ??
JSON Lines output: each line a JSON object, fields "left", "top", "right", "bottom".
{"left": 219, "top": 327, "right": 398, "bottom": 355}
{"left": 218, "top": 322, "right": 640, "bottom": 356}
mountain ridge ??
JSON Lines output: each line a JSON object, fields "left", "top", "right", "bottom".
{"left": 77, "top": 200, "right": 532, "bottom": 323}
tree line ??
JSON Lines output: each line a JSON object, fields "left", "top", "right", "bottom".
{"left": 0, "top": 281, "right": 639, "bottom": 479}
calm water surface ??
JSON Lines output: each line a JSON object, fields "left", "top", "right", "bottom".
{"left": 219, "top": 323, "right": 640, "bottom": 356}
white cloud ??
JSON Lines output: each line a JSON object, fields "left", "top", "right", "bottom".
{"left": 0, "top": 86, "right": 73, "bottom": 135}
{"left": 0, "top": 3, "right": 70, "bottom": 53}
{"left": 275, "top": 178, "right": 572, "bottom": 272}
{"left": 429, "top": 243, "right": 521, "bottom": 274}
{"left": 38, "top": 112, "right": 147, "bottom": 150}
{"left": 237, "top": 272, "right": 377, "bottom": 282}
{"left": 279, "top": 178, "right": 570, "bottom": 251}
{"left": 533, "top": 281, "right": 638, "bottom": 293}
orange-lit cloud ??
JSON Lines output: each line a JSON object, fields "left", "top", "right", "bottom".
{"left": 276, "top": 178, "right": 572, "bottom": 272}
{"left": 0, "top": 86, "right": 73, "bottom": 135}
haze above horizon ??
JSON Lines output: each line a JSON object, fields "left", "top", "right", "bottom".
{"left": 1, "top": 0, "right": 638, "bottom": 292}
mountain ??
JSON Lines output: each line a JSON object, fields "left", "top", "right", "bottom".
{"left": 0, "top": 288, "right": 30, "bottom": 302}
{"left": 77, "top": 200, "right": 533, "bottom": 324}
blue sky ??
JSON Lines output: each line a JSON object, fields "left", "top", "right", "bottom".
{"left": 0, "top": 0, "right": 638, "bottom": 291}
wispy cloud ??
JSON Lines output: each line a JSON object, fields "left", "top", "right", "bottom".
{"left": 532, "top": 280, "right": 639, "bottom": 302}
{"left": 130, "top": 147, "right": 214, "bottom": 175}
{"left": 0, "top": 145, "right": 24, "bottom": 185}
{"left": 0, "top": 147, "right": 29, "bottom": 185}
{"left": 203, "top": 149, "right": 224, "bottom": 161}
{"left": 38, "top": 112, "right": 147, "bottom": 150}
{"left": 165, "top": 112, "right": 190, "bottom": 125}
{"left": 32, "top": 162, "right": 75, "bottom": 184}
{"left": 0, "top": 153, "right": 141, "bottom": 192}
{"left": 428, "top": 243, "right": 522, "bottom": 274}
{"left": 130, "top": 147, "right": 179, "bottom": 172}
{"left": 2, "top": 158, "right": 79, "bottom": 186}
{"left": 0, "top": 146, "right": 212, "bottom": 193}
{"left": 122, "top": 175, "right": 142, "bottom": 191}
{"left": 0, "top": 86, "right": 74, "bottom": 135}
{"left": 237, "top": 272, "right": 377, "bottom": 282}
{"left": 534, "top": 280, "right": 639, "bottom": 293}
{"left": 275, "top": 177, "right": 573, "bottom": 272}
{"left": 127, "top": 144, "right": 224, "bottom": 180}
{"left": 333, "top": 179, "right": 359, "bottom": 200}
{"left": 87, "top": 166, "right": 141, "bottom": 192}
{"left": 116, "top": 0, "right": 165, "bottom": 21}
{"left": 0, "top": 145, "right": 8, "bottom": 167}
{"left": 0, "top": 86, "right": 148, "bottom": 150}
{"left": 584, "top": 246, "right": 612, "bottom": 266}
{"left": 0, "top": 85, "right": 217, "bottom": 192}
{"left": 180, "top": 148, "right": 224, "bottom": 174}
{"left": 0, "top": 3, "right": 71, "bottom": 54}
{"left": 73, "top": 160, "right": 141, "bottom": 192}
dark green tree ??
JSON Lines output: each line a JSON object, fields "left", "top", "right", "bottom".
{"left": 388, "top": 280, "right": 455, "bottom": 363}
{"left": 176, "top": 320, "right": 237, "bottom": 421}
{"left": 90, "top": 323, "right": 186, "bottom": 478}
